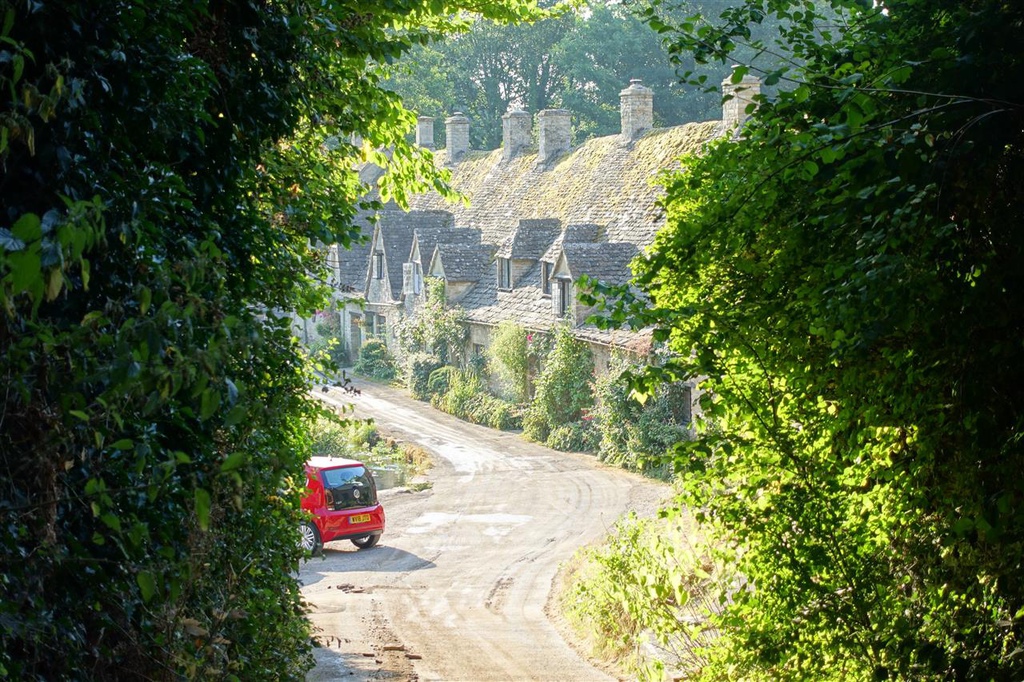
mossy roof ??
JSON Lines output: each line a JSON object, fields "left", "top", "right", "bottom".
{"left": 410, "top": 121, "right": 721, "bottom": 248}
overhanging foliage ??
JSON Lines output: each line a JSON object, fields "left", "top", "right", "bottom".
{"left": 588, "top": 0, "right": 1024, "bottom": 677}
{"left": 0, "top": 0, "right": 541, "bottom": 678}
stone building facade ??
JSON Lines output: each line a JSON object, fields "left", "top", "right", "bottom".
{"left": 330, "top": 74, "right": 759, "bottom": 377}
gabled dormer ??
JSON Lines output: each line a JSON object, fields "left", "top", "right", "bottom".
{"left": 540, "top": 223, "right": 602, "bottom": 299}
{"left": 428, "top": 242, "right": 494, "bottom": 304}
{"left": 405, "top": 218, "right": 479, "bottom": 302}
{"left": 365, "top": 210, "right": 416, "bottom": 304}
{"left": 494, "top": 218, "right": 561, "bottom": 292}
{"left": 549, "top": 241, "right": 638, "bottom": 325}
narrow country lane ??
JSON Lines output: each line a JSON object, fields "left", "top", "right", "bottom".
{"left": 301, "top": 378, "right": 669, "bottom": 682}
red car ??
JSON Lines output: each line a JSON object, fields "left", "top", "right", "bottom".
{"left": 301, "top": 456, "right": 386, "bottom": 554}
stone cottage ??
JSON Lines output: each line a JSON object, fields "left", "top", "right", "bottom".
{"left": 330, "top": 74, "right": 760, "bottom": 375}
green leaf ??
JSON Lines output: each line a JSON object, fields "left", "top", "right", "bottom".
{"left": 195, "top": 488, "right": 211, "bottom": 531}
{"left": 12, "top": 213, "right": 41, "bottom": 241}
{"left": 199, "top": 389, "right": 220, "bottom": 421}
{"left": 100, "top": 513, "right": 121, "bottom": 532}
{"left": 219, "top": 452, "right": 246, "bottom": 473}
{"left": 137, "top": 571, "right": 158, "bottom": 603}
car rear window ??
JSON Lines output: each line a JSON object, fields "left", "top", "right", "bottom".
{"left": 320, "top": 465, "right": 378, "bottom": 509}
{"left": 321, "top": 465, "right": 369, "bottom": 488}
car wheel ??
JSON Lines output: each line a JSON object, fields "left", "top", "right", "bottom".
{"left": 300, "top": 521, "right": 323, "bottom": 556}
{"left": 351, "top": 533, "right": 380, "bottom": 550}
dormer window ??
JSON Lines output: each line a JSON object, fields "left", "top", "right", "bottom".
{"left": 541, "top": 262, "right": 552, "bottom": 296}
{"left": 374, "top": 251, "right": 384, "bottom": 279}
{"left": 557, "top": 278, "right": 571, "bottom": 318}
{"left": 497, "top": 257, "right": 512, "bottom": 290}
{"left": 413, "top": 264, "right": 423, "bottom": 294}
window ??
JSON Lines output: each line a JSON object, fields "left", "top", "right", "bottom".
{"left": 557, "top": 279, "right": 571, "bottom": 318}
{"left": 374, "top": 251, "right": 384, "bottom": 279}
{"left": 473, "top": 343, "right": 485, "bottom": 357}
{"left": 541, "top": 262, "right": 552, "bottom": 296}
{"left": 413, "top": 265, "right": 423, "bottom": 295}
{"left": 497, "top": 257, "right": 512, "bottom": 290}
{"left": 370, "top": 313, "right": 387, "bottom": 337}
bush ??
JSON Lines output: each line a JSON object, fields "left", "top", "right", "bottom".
{"left": 560, "top": 513, "right": 720, "bottom": 681}
{"left": 407, "top": 353, "right": 444, "bottom": 400}
{"left": 524, "top": 325, "right": 594, "bottom": 447}
{"left": 522, "top": 408, "right": 550, "bottom": 443}
{"left": 594, "top": 357, "right": 692, "bottom": 475}
{"left": 487, "top": 321, "right": 529, "bottom": 402}
{"left": 427, "top": 366, "right": 457, "bottom": 397}
{"left": 546, "top": 419, "right": 600, "bottom": 452}
{"left": 430, "top": 369, "right": 522, "bottom": 430}
{"left": 353, "top": 338, "right": 398, "bottom": 381}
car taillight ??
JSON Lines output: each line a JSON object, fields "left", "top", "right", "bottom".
{"left": 325, "top": 489, "right": 335, "bottom": 509}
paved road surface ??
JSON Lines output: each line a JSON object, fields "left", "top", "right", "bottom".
{"left": 301, "top": 380, "right": 668, "bottom": 681}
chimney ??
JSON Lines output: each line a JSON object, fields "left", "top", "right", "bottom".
{"left": 537, "top": 109, "right": 571, "bottom": 164}
{"left": 722, "top": 68, "right": 761, "bottom": 130}
{"left": 445, "top": 112, "right": 470, "bottom": 161}
{"left": 416, "top": 116, "right": 435, "bottom": 148}
{"left": 619, "top": 78, "right": 654, "bottom": 141}
{"left": 502, "top": 108, "right": 532, "bottom": 161}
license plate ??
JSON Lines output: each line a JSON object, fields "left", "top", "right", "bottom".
{"left": 349, "top": 514, "right": 371, "bottom": 524}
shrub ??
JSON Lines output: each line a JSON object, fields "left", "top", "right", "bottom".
{"left": 407, "top": 353, "right": 444, "bottom": 400}
{"left": 430, "top": 369, "right": 522, "bottom": 430}
{"left": 594, "top": 357, "right": 692, "bottom": 476}
{"left": 427, "top": 366, "right": 457, "bottom": 398}
{"left": 560, "top": 512, "right": 721, "bottom": 681}
{"left": 522, "top": 408, "right": 550, "bottom": 443}
{"left": 546, "top": 419, "right": 600, "bottom": 452}
{"left": 524, "top": 325, "right": 594, "bottom": 447}
{"left": 353, "top": 338, "right": 398, "bottom": 381}
{"left": 487, "top": 320, "right": 529, "bottom": 402}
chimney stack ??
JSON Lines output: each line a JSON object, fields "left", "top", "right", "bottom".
{"left": 619, "top": 78, "right": 654, "bottom": 141}
{"left": 445, "top": 112, "right": 470, "bottom": 161}
{"left": 502, "top": 108, "right": 532, "bottom": 161}
{"left": 722, "top": 68, "right": 761, "bottom": 130}
{"left": 416, "top": 116, "right": 435, "bottom": 149}
{"left": 537, "top": 109, "right": 571, "bottom": 164}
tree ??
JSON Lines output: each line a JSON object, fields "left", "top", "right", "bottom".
{"left": 588, "top": 0, "right": 1024, "bottom": 677}
{"left": 386, "top": 0, "right": 767, "bottom": 147}
{"left": 0, "top": 0, "right": 539, "bottom": 678}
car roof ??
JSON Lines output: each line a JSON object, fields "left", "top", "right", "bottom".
{"left": 307, "top": 456, "right": 366, "bottom": 470}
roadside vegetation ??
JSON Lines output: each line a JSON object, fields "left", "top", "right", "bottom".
{"left": 308, "top": 415, "right": 431, "bottom": 486}
{"left": 356, "top": 0, "right": 1024, "bottom": 679}
{"left": 353, "top": 287, "right": 691, "bottom": 476}
{"left": 580, "top": 0, "right": 1024, "bottom": 679}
